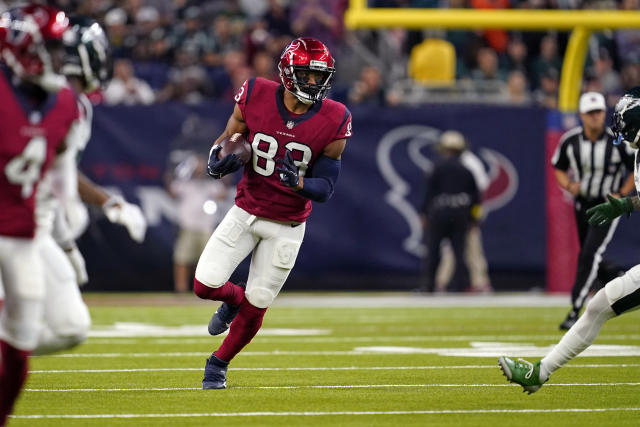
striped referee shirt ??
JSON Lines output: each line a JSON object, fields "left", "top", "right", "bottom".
{"left": 551, "top": 127, "right": 635, "bottom": 201}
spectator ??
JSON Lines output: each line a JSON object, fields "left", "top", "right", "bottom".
{"left": 103, "top": 58, "right": 156, "bottom": 105}
{"left": 471, "top": 47, "right": 507, "bottom": 82}
{"left": 131, "top": 6, "right": 163, "bottom": 61}
{"left": 171, "top": 6, "right": 215, "bottom": 66}
{"left": 503, "top": 37, "right": 530, "bottom": 79}
{"left": 591, "top": 49, "right": 622, "bottom": 100}
{"left": 533, "top": 67, "right": 559, "bottom": 109}
{"left": 469, "top": 0, "right": 510, "bottom": 53}
{"left": 532, "top": 35, "right": 561, "bottom": 88}
{"left": 252, "top": 50, "right": 278, "bottom": 81}
{"left": 621, "top": 62, "right": 640, "bottom": 92}
{"left": 206, "top": 14, "right": 245, "bottom": 67}
{"left": 210, "top": 49, "right": 249, "bottom": 100}
{"left": 348, "top": 65, "right": 390, "bottom": 106}
{"left": 104, "top": 7, "right": 135, "bottom": 58}
{"left": 290, "top": 0, "right": 346, "bottom": 54}
{"left": 263, "top": 0, "right": 293, "bottom": 37}
{"left": 147, "top": 27, "right": 173, "bottom": 63}
{"left": 159, "top": 65, "right": 211, "bottom": 104}
{"left": 505, "top": 70, "right": 532, "bottom": 104}
{"left": 614, "top": 0, "right": 640, "bottom": 67}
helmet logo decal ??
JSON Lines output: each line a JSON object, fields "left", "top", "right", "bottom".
{"left": 309, "top": 60, "right": 327, "bottom": 70}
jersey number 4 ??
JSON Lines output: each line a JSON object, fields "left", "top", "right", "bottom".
{"left": 252, "top": 132, "right": 312, "bottom": 177}
{"left": 4, "top": 136, "right": 47, "bottom": 198}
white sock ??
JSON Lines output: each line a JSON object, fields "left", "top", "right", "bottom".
{"left": 540, "top": 289, "right": 615, "bottom": 381}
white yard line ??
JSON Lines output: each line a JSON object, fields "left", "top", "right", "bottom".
{"left": 10, "top": 407, "right": 640, "bottom": 420}
{"left": 21, "top": 383, "right": 640, "bottom": 392}
{"left": 29, "top": 363, "right": 640, "bottom": 374}
{"left": 270, "top": 294, "right": 571, "bottom": 307}
{"left": 36, "top": 351, "right": 368, "bottom": 358}
{"left": 83, "top": 334, "right": 640, "bottom": 344}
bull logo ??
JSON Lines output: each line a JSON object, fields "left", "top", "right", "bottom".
{"left": 376, "top": 125, "right": 518, "bottom": 257}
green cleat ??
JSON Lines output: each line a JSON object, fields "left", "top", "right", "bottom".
{"left": 498, "top": 356, "right": 546, "bottom": 394}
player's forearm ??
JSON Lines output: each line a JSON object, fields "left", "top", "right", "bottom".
{"left": 78, "top": 172, "right": 110, "bottom": 207}
{"left": 295, "top": 156, "right": 340, "bottom": 203}
{"left": 619, "top": 174, "right": 636, "bottom": 196}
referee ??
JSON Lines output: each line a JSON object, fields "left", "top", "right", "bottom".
{"left": 551, "top": 91, "right": 635, "bottom": 330}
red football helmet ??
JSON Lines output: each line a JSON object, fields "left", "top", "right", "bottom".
{"left": 278, "top": 37, "right": 335, "bottom": 104}
{"left": 0, "top": 4, "right": 70, "bottom": 91}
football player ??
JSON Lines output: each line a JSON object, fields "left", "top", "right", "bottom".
{"left": 194, "top": 37, "right": 352, "bottom": 389}
{"left": 499, "top": 86, "right": 640, "bottom": 394}
{"left": 0, "top": 5, "right": 78, "bottom": 424}
{"left": 28, "top": 15, "right": 146, "bottom": 356}
{"left": 60, "top": 15, "right": 146, "bottom": 247}
{"left": 0, "top": 15, "right": 147, "bottom": 355}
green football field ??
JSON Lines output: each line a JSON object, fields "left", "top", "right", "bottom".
{"left": 10, "top": 292, "right": 640, "bottom": 426}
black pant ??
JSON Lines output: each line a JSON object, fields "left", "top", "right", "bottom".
{"left": 422, "top": 208, "right": 471, "bottom": 292}
{"left": 570, "top": 199, "right": 624, "bottom": 312}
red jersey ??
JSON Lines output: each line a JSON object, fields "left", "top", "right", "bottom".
{"left": 0, "top": 70, "right": 79, "bottom": 238}
{"left": 234, "top": 77, "right": 352, "bottom": 223}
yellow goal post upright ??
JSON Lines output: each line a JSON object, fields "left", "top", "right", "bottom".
{"left": 344, "top": 0, "right": 640, "bottom": 113}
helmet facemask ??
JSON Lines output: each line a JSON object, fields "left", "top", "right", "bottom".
{"left": 289, "top": 64, "right": 334, "bottom": 104}
{"left": 612, "top": 94, "right": 640, "bottom": 149}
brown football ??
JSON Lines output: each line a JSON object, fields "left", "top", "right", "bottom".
{"left": 218, "top": 133, "right": 252, "bottom": 164}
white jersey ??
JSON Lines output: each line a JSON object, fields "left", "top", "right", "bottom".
{"left": 35, "top": 93, "right": 92, "bottom": 238}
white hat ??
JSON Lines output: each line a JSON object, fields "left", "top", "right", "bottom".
{"left": 105, "top": 8, "right": 127, "bottom": 26}
{"left": 439, "top": 130, "right": 467, "bottom": 151}
{"left": 579, "top": 92, "right": 606, "bottom": 114}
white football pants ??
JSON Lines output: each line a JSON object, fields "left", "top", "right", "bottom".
{"left": 195, "top": 205, "right": 306, "bottom": 308}
{"left": 0, "top": 236, "right": 45, "bottom": 350}
{"left": 0, "top": 234, "right": 90, "bottom": 354}
{"left": 32, "top": 234, "right": 90, "bottom": 355}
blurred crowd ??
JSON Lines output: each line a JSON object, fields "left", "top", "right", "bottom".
{"left": 23, "top": 0, "right": 640, "bottom": 108}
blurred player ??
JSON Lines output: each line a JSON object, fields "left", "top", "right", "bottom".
{"left": 194, "top": 37, "right": 352, "bottom": 389}
{"left": 499, "top": 86, "right": 640, "bottom": 394}
{"left": 0, "top": 15, "right": 147, "bottom": 355}
{"left": 61, "top": 15, "right": 146, "bottom": 246}
{"left": 0, "top": 5, "right": 77, "bottom": 424}
{"left": 28, "top": 15, "right": 146, "bottom": 356}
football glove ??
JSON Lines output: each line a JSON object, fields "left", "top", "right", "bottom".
{"left": 65, "top": 244, "right": 89, "bottom": 286}
{"left": 276, "top": 150, "right": 299, "bottom": 187}
{"left": 207, "top": 145, "right": 243, "bottom": 179}
{"left": 586, "top": 194, "right": 634, "bottom": 226}
{"left": 102, "top": 195, "right": 147, "bottom": 243}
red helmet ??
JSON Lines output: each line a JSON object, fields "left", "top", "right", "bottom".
{"left": 0, "top": 4, "right": 70, "bottom": 91}
{"left": 278, "top": 37, "right": 335, "bottom": 104}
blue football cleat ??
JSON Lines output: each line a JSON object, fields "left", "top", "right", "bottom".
{"left": 202, "top": 355, "right": 228, "bottom": 389}
{"left": 208, "top": 282, "right": 246, "bottom": 336}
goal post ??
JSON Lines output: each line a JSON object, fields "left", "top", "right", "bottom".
{"left": 344, "top": 1, "right": 640, "bottom": 112}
